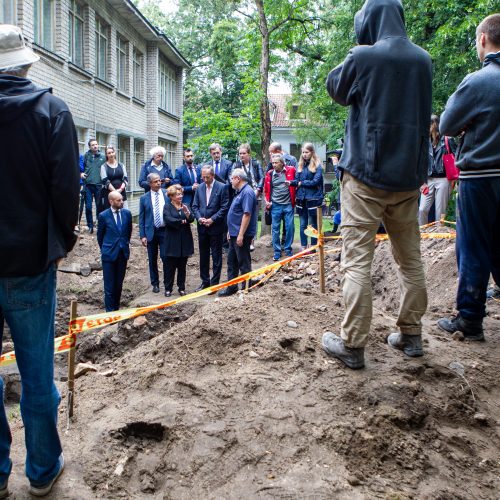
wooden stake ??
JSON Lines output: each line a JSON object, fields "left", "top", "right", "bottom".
{"left": 67, "top": 300, "right": 77, "bottom": 422}
{"left": 317, "top": 207, "right": 326, "bottom": 294}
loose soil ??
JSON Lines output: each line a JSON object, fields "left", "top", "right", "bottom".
{"left": 3, "top": 224, "right": 499, "bottom": 499}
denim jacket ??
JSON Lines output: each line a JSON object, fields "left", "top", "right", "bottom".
{"left": 292, "top": 164, "right": 324, "bottom": 203}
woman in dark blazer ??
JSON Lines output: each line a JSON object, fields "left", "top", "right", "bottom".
{"left": 162, "top": 185, "right": 194, "bottom": 296}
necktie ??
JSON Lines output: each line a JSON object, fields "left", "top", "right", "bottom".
{"left": 215, "top": 161, "right": 220, "bottom": 176}
{"left": 115, "top": 210, "right": 122, "bottom": 232}
{"left": 189, "top": 167, "right": 195, "bottom": 184}
{"left": 154, "top": 192, "right": 162, "bottom": 228}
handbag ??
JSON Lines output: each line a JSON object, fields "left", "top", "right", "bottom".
{"left": 264, "top": 209, "right": 272, "bottom": 225}
{"left": 443, "top": 136, "right": 459, "bottom": 181}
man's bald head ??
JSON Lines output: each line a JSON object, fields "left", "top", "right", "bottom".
{"left": 108, "top": 191, "right": 124, "bottom": 210}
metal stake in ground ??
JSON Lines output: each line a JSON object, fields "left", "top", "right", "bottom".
{"left": 317, "top": 207, "right": 326, "bottom": 293}
{"left": 67, "top": 300, "right": 78, "bottom": 423}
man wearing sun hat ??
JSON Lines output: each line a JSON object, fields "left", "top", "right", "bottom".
{"left": 0, "top": 25, "right": 79, "bottom": 497}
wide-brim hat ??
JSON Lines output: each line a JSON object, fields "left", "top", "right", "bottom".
{"left": 0, "top": 24, "right": 40, "bottom": 70}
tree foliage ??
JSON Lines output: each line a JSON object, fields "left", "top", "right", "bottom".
{"left": 138, "top": 0, "right": 499, "bottom": 158}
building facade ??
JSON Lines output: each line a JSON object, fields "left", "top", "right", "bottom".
{"left": 1, "top": 0, "right": 190, "bottom": 214}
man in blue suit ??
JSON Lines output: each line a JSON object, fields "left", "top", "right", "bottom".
{"left": 192, "top": 165, "right": 229, "bottom": 291}
{"left": 139, "top": 173, "right": 169, "bottom": 293}
{"left": 209, "top": 143, "right": 233, "bottom": 185}
{"left": 97, "top": 191, "right": 133, "bottom": 312}
{"left": 174, "top": 148, "right": 201, "bottom": 207}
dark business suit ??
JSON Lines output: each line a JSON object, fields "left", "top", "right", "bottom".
{"left": 211, "top": 158, "right": 233, "bottom": 249}
{"left": 97, "top": 208, "right": 132, "bottom": 312}
{"left": 192, "top": 180, "right": 229, "bottom": 286}
{"left": 174, "top": 164, "right": 202, "bottom": 206}
{"left": 139, "top": 189, "right": 169, "bottom": 289}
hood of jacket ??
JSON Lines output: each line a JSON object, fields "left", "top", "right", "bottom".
{"left": 354, "top": 0, "right": 407, "bottom": 45}
{"left": 483, "top": 51, "right": 500, "bottom": 68}
{"left": 0, "top": 75, "right": 50, "bottom": 124}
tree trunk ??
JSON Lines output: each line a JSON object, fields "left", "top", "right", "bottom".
{"left": 255, "top": 0, "right": 272, "bottom": 237}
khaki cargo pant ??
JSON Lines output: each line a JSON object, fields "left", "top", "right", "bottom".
{"left": 340, "top": 173, "right": 427, "bottom": 348}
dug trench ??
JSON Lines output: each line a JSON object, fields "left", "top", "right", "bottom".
{"left": 3, "top": 226, "right": 499, "bottom": 499}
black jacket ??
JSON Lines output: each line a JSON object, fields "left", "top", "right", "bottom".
{"left": 326, "top": 0, "right": 432, "bottom": 192}
{"left": 440, "top": 52, "right": 500, "bottom": 178}
{"left": 0, "top": 75, "right": 79, "bottom": 277}
{"left": 162, "top": 202, "right": 195, "bottom": 258}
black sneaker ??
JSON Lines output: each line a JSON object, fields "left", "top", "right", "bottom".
{"left": 437, "top": 314, "right": 484, "bottom": 341}
{"left": 152, "top": 285, "right": 160, "bottom": 293}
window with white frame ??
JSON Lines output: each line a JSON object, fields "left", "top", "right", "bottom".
{"left": 116, "top": 36, "right": 128, "bottom": 92}
{"left": 133, "top": 139, "right": 145, "bottom": 190}
{"left": 34, "top": 0, "right": 55, "bottom": 50}
{"left": 0, "top": 1, "right": 17, "bottom": 24}
{"left": 158, "top": 58, "right": 177, "bottom": 115}
{"left": 96, "top": 132, "right": 109, "bottom": 154}
{"left": 132, "top": 47, "right": 143, "bottom": 100}
{"left": 95, "top": 17, "right": 109, "bottom": 80}
{"left": 76, "top": 127, "right": 87, "bottom": 155}
{"left": 117, "top": 136, "right": 129, "bottom": 168}
{"left": 158, "top": 140, "right": 176, "bottom": 167}
{"left": 68, "top": 0, "right": 84, "bottom": 67}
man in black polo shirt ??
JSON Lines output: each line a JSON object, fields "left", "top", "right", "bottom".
{"left": 218, "top": 168, "right": 257, "bottom": 297}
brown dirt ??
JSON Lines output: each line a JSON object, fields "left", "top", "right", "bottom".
{"left": 4, "top": 225, "right": 500, "bottom": 499}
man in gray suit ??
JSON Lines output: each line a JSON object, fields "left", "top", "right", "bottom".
{"left": 192, "top": 165, "right": 229, "bottom": 291}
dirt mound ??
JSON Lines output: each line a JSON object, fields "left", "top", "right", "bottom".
{"left": 5, "top": 229, "right": 500, "bottom": 498}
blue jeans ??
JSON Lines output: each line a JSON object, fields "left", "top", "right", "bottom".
{"left": 456, "top": 177, "right": 500, "bottom": 321}
{"left": 0, "top": 264, "right": 62, "bottom": 486}
{"left": 298, "top": 202, "right": 319, "bottom": 247}
{"left": 271, "top": 203, "right": 294, "bottom": 256}
{"left": 84, "top": 184, "right": 102, "bottom": 229}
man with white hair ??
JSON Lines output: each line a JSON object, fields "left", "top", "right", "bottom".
{"left": 138, "top": 146, "right": 173, "bottom": 192}
{"left": 0, "top": 25, "right": 79, "bottom": 496}
{"left": 218, "top": 168, "right": 257, "bottom": 297}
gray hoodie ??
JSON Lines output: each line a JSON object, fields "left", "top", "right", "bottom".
{"left": 326, "top": 0, "right": 432, "bottom": 192}
{"left": 440, "top": 52, "right": 500, "bottom": 178}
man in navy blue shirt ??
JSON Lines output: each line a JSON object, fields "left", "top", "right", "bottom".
{"left": 218, "top": 168, "right": 257, "bottom": 297}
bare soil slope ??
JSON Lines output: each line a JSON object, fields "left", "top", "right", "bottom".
{"left": 4, "top": 227, "right": 499, "bottom": 499}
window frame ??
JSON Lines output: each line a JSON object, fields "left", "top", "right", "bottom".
{"left": 0, "top": 0, "right": 17, "bottom": 24}
{"left": 95, "top": 17, "right": 109, "bottom": 81}
{"left": 132, "top": 47, "right": 144, "bottom": 100}
{"left": 34, "top": 0, "right": 55, "bottom": 51}
{"left": 68, "top": 0, "right": 85, "bottom": 67}
{"left": 116, "top": 35, "right": 128, "bottom": 93}
{"left": 158, "top": 58, "right": 177, "bottom": 115}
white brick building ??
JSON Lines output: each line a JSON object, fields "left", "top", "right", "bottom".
{"left": 1, "top": 0, "right": 190, "bottom": 214}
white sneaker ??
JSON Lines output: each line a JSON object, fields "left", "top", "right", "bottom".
{"left": 250, "top": 244, "right": 255, "bottom": 252}
{"left": 30, "top": 456, "right": 64, "bottom": 497}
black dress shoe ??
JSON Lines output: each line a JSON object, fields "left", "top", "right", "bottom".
{"left": 165, "top": 291, "right": 172, "bottom": 297}
{"left": 152, "top": 285, "right": 160, "bottom": 293}
{"left": 179, "top": 290, "right": 187, "bottom": 296}
{"left": 217, "top": 287, "right": 237, "bottom": 297}
{"left": 195, "top": 283, "right": 210, "bottom": 292}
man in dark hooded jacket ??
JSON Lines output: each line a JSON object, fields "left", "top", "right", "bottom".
{"left": 437, "top": 13, "right": 500, "bottom": 341}
{"left": 322, "top": 0, "right": 432, "bottom": 369}
{"left": 0, "top": 25, "right": 79, "bottom": 496}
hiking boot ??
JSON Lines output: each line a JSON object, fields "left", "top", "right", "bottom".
{"left": 30, "top": 456, "right": 64, "bottom": 497}
{"left": 387, "top": 332, "right": 423, "bottom": 357}
{"left": 437, "top": 314, "right": 484, "bottom": 341}
{"left": 321, "top": 332, "right": 365, "bottom": 369}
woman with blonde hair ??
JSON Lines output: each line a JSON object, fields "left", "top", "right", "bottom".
{"left": 291, "top": 143, "right": 324, "bottom": 250}
{"left": 162, "top": 185, "right": 194, "bottom": 297}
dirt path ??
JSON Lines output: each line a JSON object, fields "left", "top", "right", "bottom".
{"left": 3, "top": 226, "right": 499, "bottom": 499}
